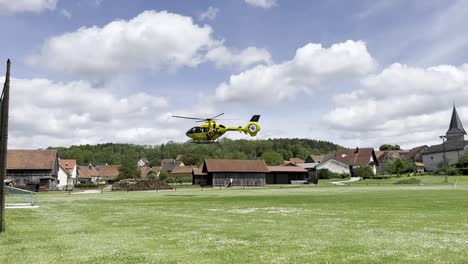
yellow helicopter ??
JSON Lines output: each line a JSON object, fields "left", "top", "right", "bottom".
{"left": 172, "top": 113, "right": 261, "bottom": 142}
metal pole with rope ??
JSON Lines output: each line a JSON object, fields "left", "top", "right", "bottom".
{"left": 0, "top": 59, "right": 11, "bottom": 233}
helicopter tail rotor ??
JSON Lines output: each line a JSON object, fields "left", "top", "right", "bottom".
{"left": 243, "top": 115, "right": 261, "bottom": 137}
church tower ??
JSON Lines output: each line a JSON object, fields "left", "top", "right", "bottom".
{"left": 446, "top": 105, "right": 466, "bottom": 142}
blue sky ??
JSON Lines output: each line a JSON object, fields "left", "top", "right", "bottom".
{"left": 1, "top": 0, "right": 468, "bottom": 149}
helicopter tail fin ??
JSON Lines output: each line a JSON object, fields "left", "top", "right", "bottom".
{"left": 243, "top": 115, "right": 261, "bottom": 137}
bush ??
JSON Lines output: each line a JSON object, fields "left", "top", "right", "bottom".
{"left": 74, "top": 183, "right": 97, "bottom": 188}
{"left": 394, "top": 178, "right": 420, "bottom": 184}
{"left": 159, "top": 171, "right": 169, "bottom": 182}
{"left": 317, "top": 169, "right": 347, "bottom": 179}
{"left": 147, "top": 171, "right": 158, "bottom": 180}
{"left": 447, "top": 167, "right": 458, "bottom": 175}
{"left": 353, "top": 166, "right": 374, "bottom": 179}
{"left": 459, "top": 168, "right": 468, "bottom": 175}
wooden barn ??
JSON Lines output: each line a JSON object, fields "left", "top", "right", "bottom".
{"left": 266, "top": 166, "right": 308, "bottom": 184}
{"left": 6, "top": 149, "right": 59, "bottom": 191}
{"left": 198, "top": 159, "right": 269, "bottom": 187}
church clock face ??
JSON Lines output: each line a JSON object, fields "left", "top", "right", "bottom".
{"left": 248, "top": 124, "right": 257, "bottom": 133}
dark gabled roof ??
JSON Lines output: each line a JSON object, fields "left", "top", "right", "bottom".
{"left": 7, "top": 149, "right": 58, "bottom": 170}
{"left": 327, "top": 148, "right": 378, "bottom": 166}
{"left": 406, "top": 145, "right": 428, "bottom": 159}
{"left": 447, "top": 106, "right": 466, "bottom": 135}
{"left": 422, "top": 141, "right": 468, "bottom": 155}
{"left": 161, "top": 159, "right": 183, "bottom": 172}
{"left": 203, "top": 159, "right": 269, "bottom": 173}
{"left": 305, "top": 155, "right": 324, "bottom": 163}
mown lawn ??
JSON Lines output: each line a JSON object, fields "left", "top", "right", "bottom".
{"left": 1, "top": 182, "right": 467, "bottom": 263}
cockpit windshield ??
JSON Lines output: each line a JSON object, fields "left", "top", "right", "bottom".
{"left": 187, "top": 127, "right": 208, "bottom": 134}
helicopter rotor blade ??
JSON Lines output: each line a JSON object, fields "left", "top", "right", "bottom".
{"left": 172, "top": 115, "right": 204, "bottom": 121}
{"left": 210, "top": 113, "right": 224, "bottom": 119}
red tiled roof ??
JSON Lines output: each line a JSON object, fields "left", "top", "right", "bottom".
{"left": 268, "top": 166, "right": 307, "bottom": 173}
{"left": 203, "top": 159, "right": 269, "bottom": 173}
{"left": 331, "top": 148, "right": 378, "bottom": 166}
{"left": 77, "top": 165, "right": 100, "bottom": 178}
{"left": 7, "top": 149, "right": 57, "bottom": 170}
{"left": 171, "top": 165, "right": 197, "bottom": 174}
{"left": 95, "top": 165, "right": 121, "bottom": 177}
{"left": 415, "top": 162, "right": 425, "bottom": 167}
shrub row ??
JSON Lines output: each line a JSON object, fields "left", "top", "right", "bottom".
{"left": 393, "top": 178, "right": 421, "bottom": 184}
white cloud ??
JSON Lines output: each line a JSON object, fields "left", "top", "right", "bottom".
{"left": 5, "top": 76, "right": 189, "bottom": 148}
{"left": 245, "top": 0, "right": 278, "bottom": 9}
{"left": 0, "top": 0, "right": 57, "bottom": 14}
{"left": 60, "top": 8, "right": 71, "bottom": 19}
{"left": 215, "top": 40, "right": 376, "bottom": 103}
{"left": 28, "top": 10, "right": 270, "bottom": 75}
{"left": 206, "top": 46, "right": 272, "bottom": 69}
{"left": 324, "top": 63, "right": 468, "bottom": 148}
{"left": 28, "top": 11, "right": 217, "bottom": 75}
{"left": 199, "top": 6, "right": 218, "bottom": 21}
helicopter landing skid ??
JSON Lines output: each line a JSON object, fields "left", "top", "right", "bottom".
{"left": 190, "top": 139, "right": 220, "bottom": 144}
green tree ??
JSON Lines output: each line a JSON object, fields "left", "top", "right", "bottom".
{"left": 261, "top": 150, "right": 284, "bottom": 165}
{"left": 455, "top": 155, "right": 468, "bottom": 168}
{"left": 353, "top": 166, "right": 374, "bottom": 179}
{"left": 379, "top": 144, "right": 401, "bottom": 151}
{"left": 118, "top": 160, "right": 139, "bottom": 180}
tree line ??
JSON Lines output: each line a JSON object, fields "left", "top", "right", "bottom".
{"left": 50, "top": 138, "right": 342, "bottom": 166}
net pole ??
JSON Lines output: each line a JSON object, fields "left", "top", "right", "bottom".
{"left": 0, "top": 59, "right": 11, "bottom": 233}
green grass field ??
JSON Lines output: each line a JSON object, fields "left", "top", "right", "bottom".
{"left": 1, "top": 176, "right": 467, "bottom": 263}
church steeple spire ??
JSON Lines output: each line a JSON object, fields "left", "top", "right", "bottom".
{"left": 446, "top": 105, "right": 466, "bottom": 142}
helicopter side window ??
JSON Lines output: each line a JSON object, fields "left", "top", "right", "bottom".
{"left": 213, "top": 124, "right": 216, "bottom": 128}
{"left": 190, "top": 127, "right": 202, "bottom": 133}
{"left": 202, "top": 127, "right": 209, "bottom": 133}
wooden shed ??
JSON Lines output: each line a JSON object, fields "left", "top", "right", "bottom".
{"left": 200, "top": 159, "right": 269, "bottom": 187}
{"left": 266, "top": 166, "right": 308, "bottom": 184}
{"left": 6, "top": 149, "right": 59, "bottom": 191}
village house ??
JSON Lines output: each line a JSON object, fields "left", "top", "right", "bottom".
{"left": 95, "top": 164, "right": 120, "bottom": 184}
{"left": 58, "top": 159, "right": 77, "bottom": 189}
{"left": 317, "top": 148, "right": 379, "bottom": 175}
{"left": 139, "top": 166, "right": 160, "bottom": 178}
{"left": 160, "top": 158, "right": 184, "bottom": 173}
{"left": 316, "top": 159, "right": 351, "bottom": 175}
{"left": 170, "top": 165, "right": 198, "bottom": 181}
{"left": 6, "top": 149, "right": 59, "bottom": 191}
{"left": 375, "top": 150, "right": 409, "bottom": 173}
{"left": 137, "top": 158, "right": 150, "bottom": 167}
{"left": 305, "top": 155, "right": 324, "bottom": 163}
{"left": 76, "top": 164, "right": 100, "bottom": 184}
{"left": 422, "top": 106, "right": 468, "bottom": 171}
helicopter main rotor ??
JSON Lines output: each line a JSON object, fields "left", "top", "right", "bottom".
{"left": 172, "top": 113, "right": 225, "bottom": 122}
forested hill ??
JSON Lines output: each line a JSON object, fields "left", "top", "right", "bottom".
{"left": 50, "top": 138, "right": 342, "bottom": 166}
